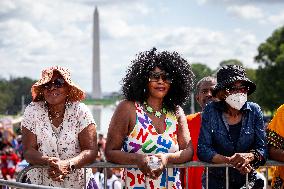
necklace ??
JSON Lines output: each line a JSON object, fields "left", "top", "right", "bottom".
{"left": 47, "top": 107, "right": 65, "bottom": 126}
{"left": 143, "top": 101, "right": 167, "bottom": 118}
{"left": 48, "top": 110, "right": 64, "bottom": 119}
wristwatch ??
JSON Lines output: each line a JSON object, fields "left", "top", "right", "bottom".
{"left": 69, "top": 161, "right": 76, "bottom": 172}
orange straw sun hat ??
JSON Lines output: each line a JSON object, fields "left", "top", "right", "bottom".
{"left": 31, "top": 66, "right": 86, "bottom": 102}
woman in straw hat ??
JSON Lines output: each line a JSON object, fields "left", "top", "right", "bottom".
{"left": 197, "top": 65, "right": 267, "bottom": 189}
{"left": 21, "top": 66, "right": 98, "bottom": 188}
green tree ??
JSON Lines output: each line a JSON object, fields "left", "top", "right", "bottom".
{"left": 255, "top": 26, "right": 284, "bottom": 112}
{"left": 191, "top": 63, "right": 213, "bottom": 85}
{"left": 0, "top": 79, "right": 14, "bottom": 114}
{"left": 0, "top": 77, "right": 35, "bottom": 115}
{"left": 7, "top": 77, "right": 35, "bottom": 114}
{"left": 245, "top": 68, "right": 257, "bottom": 103}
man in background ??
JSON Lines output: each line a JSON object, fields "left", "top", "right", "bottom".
{"left": 184, "top": 76, "right": 217, "bottom": 189}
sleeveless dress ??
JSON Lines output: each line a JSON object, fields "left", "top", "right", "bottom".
{"left": 122, "top": 102, "right": 181, "bottom": 189}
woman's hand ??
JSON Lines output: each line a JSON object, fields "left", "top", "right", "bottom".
{"left": 47, "top": 157, "right": 70, "bottom": 181}
{"left": 238, "top": 164, "right": 253, "bottom": 175}
{"left": 229, "top": 153, "right": 254, "bottom": 174}
{"left": 47, "top": 166, "right": 65, "bottom": 182}
{"left": 151, "top": 153, "right": 168, "bottom": 179}
{"left": 136, "top": 154, "right": 153, "bottom": 178}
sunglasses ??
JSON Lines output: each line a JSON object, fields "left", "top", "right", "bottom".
{"left": 43, "top": 78, "right": 65, "bottom": 90}
{"left": 226, "top": 85, "right": 249, "bottom": 93}
{"left": 149, "top": 71, "right": 172, "bottom": 84}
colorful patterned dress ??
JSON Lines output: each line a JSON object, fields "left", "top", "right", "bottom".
{"left": 122, "top": 102, "right": 181, "bottom": 189}
{"left": 267, "top": 104, "right": 284, "bottom": 189}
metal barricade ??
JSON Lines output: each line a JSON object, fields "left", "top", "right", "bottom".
{"left": 12, "top": 160, "right": 284, "bottom": 189}
{"left": 0, "top": 178, "right": 66, "bottom": 189}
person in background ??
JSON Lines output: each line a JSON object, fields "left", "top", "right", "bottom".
{"left": 267, "top": 104, "right": 284, "bottom": 188}
{"left": 21, "top": 66, "right": 98, "bottom": 188}
{"left": 0, "top": 122, "right": 6, "bottom": 151}
{"left": 1, "top": 146, "right": 20, "bottom": 180}
{"left": 97, "top": 133, "right": 106, "bottom": 161}
{"left": 197, "top": 65, "right": 267, "bottom": 189}
{"left": 98, "top": 134, "right": 106, "bottom": 151}
{"left": 105, "top": 48, "right": 194, "bottom": 188}
{"left": 183, "top": 76, "right": 217, "bottom": 189}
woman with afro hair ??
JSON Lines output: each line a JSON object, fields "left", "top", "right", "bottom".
{"left": 105, "top": 48, "right": 194, "bottom": 188}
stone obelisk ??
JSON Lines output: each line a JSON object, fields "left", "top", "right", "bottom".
{"left": 92, "top": 7, "right": 102, "bottom": 99}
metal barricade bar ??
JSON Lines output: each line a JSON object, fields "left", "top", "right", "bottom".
{"left": 14, "top": 160, "right": 284, "bottom": 189}
{"left": 0, "top": 178, "right": 66, "bottom": 189}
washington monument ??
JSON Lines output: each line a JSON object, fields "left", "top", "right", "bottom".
{"left": 92, "top": 7, "right": 102, "bottom": 99}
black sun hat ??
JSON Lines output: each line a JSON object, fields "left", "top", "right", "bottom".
{"left": 212, "top": 65, "right": 256, "bottom": 96}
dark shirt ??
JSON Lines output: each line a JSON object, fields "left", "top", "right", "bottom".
{"left": 197, "top": 101, "right": 267, "bottom": 189}
{"left": 228, "top": 122, "right": 242, "bottom": 148}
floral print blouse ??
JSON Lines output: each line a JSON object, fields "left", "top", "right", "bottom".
{"left": 21, "top": 101, "right": 96, "bottom": 188}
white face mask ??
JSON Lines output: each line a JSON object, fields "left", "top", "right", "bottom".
{"left": 225, "top": 93, "right": 247, "bottom": 110}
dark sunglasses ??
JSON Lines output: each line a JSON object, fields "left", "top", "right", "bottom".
{"left": 43, "top": 78, "right": 65, "bottom": 90}
{"left": 226, "top": 85, "right": 249, "bottom": 93}
{"left": 149, "top": 71, "right": 172, "bottom": 84}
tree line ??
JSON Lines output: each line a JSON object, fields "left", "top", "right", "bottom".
{"left": 0, "top": 26, "right": 283, "bottom": 115}
{"left": 0, "top": 77, "right": 35, "bottom": 115}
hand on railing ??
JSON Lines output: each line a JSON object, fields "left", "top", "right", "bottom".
{"left": 136, "top": 154, "right": 155, "bottom": 179}
{"left": 151, "top": 153, "right": 168, "bottom": 179}
{"left": 47, "top": 157, "right": 70, "bottom": 182}
{"left": 229, "top": 153, "right": 254, "bottom": 174}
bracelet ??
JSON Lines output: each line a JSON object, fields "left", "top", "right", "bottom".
{"left": 249, "top": 150, "right": 264, "bottom": 168}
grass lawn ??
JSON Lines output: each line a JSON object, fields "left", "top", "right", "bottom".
{"left": 83, "top": 98, "right": 120, "bottom": 106}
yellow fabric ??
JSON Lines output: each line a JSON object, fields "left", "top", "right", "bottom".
{"left": 268, "top": 104, "right": 284, "bottom": 188}
{"left": 268, "top": 104, "right": 284, "bottom": 137}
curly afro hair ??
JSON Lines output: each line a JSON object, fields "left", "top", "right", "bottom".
{"left": 122, "top": 48, "right": 195, "bottom": 111}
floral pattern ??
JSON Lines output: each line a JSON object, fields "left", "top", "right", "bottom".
{"left": 21, "top": 101, "right": 96, "bottom": 188}
{"left": 122, "top": 102, "right": 181, "bottom": 189}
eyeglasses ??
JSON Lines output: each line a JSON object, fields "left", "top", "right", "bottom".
{"left": 226, "top": 85, "right": 249, "bottom": 93}
{"left": 43, "top": 78, "right": 65, "bottom": 90}
{"left": 149, "top": 71, "right": 172, "bottom": 84}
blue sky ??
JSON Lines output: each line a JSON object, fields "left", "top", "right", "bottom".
{"left": 0, "top": 0, "right": 283, "bottom": 93}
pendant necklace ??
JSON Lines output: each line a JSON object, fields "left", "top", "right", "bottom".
{"left": 143, "top": 101, "right": 167, "bottom": 118}
{"left": 47, "top": 107, "right": 65, "bottom": 126}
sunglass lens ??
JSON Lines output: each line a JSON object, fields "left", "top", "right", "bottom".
{"left": 54, "top": 78, "right": 65, "bottom": 88}
{"left": 43, "top": 78, "right": 65, "bottom": 90}
{"left": 228, "top": 85, "right": 248, "bottom": 93}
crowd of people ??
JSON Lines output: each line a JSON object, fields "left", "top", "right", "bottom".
{"left": 1, "top": 47, "right": 284, "bottom": 189}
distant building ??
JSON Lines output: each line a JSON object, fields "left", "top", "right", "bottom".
{"left": 92, "top": 7, "right": 102, "bottom": 99}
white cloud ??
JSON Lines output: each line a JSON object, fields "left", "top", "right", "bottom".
{"left": 196, "top": 0, "right": 284, "bottom": 4}
{"left": 0, "top": 0, "right": 17, "bottom": 14}
{"left": 226, "top": 5, "right": 263, "bottom": 20}
{"left": 267, "top": 12, "right": 284, "bottom": 27}
{"left": 196, "top": 0, "right": 208, "bottom": 5}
